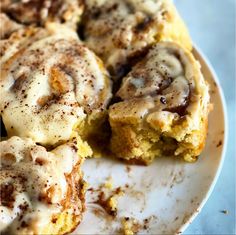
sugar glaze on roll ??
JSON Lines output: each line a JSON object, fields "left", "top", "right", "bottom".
{"left": 0, "top": 136, "right": 86, "bottom": 235}
{"left": 0, "top": 24, "right": 112, "bottom": 148}
{"left": 109, "top": 42, "right": 210, "bottom": 164}
{"left": 82, "top": 0, "right": 192, "bottom": 79}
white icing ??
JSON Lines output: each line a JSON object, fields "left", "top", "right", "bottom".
{"left": 84, "top": 0, "right": 172, "bottom": 76}
{"left": 1, "top": 0, "right": 84, "bottom": 29}
{"left": 110, "top": 42, "right": 210, "bottom": 137}
{"left": 0, "top": 25, "right": 112, "bottom": 145}
{"left": 0, "top": 136, "right": 81, "bottom": 234}
{"left": 117, "top": 42, "right": 189, "bottom": 107}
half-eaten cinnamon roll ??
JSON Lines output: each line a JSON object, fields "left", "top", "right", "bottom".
{"left": 109, "top": 42, "right": 210, "bottom": 164}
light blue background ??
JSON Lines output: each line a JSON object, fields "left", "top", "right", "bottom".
{"left": 175, "top": 0, "right": 235, "bottom": 234}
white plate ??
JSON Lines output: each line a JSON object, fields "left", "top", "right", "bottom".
{"left": 72, "top": 47, "right": 228, "bottom": 235}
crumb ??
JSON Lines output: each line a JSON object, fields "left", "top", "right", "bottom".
{"left": 121, "top": 215, "right": 157, "bottom": 234}
{"left": 95, "top": 191, "right": 117, "bottom": 216}
{"left": 94, "top": 186, "right": 124, "bottom": 217}
{"left": 104, "top": 176, "right": 113, "bottom": 189}
{"left": 122, "top": 217, "right": 141, "bottom": 235}
{"left": 108, "top": 196, "right": 117, "bottom": 208}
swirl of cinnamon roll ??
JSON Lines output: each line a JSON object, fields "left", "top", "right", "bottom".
{"left": 82, "top": 0, "right": 192, "bottom": 80}
{"left": 109, "top": 42, "right": 210, "bottom": 164}
{"left": 0, "top": 136, "right": 87, "bottom": 235}
{"left": 0, "top": 24, "right": 112, "bottom": 147}
{"left": 1, "top": 0, "right": 84, "bottom": 29}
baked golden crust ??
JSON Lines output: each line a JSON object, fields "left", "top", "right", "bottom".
{"left": 82, "top": 0, "right": 192, "bottom": 79}
{"left": 109, "top": 42, "right": 210, "bottom": 164}
{"left": 0, "top": 24, "right": 112, "bottom": 148}
{"left": 0, "top": 0, "right": 84, "bottom": 30}
{"left": 0, "top": 136, "right": 86, "bottom": 235}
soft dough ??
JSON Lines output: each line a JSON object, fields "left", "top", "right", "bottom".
{"left": 109, "top": 42, "right": 210, "bottom": 164}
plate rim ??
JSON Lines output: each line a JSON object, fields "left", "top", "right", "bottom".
{"left": 179, "top": 45, "right": 228, "bottom": 234}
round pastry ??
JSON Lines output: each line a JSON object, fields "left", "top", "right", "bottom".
{"left": 0, "top": 136, "right": 87, "bottom": 235}
{"left": 109, "top": 42, "right": 210, "bottom": 165}
{"left": 0, "top": 24, "right": 112, "bottom": 152}
{"left": 1, "top": 0, "right": 84, "bottom": 30}
{"left": 82, "top": 0, "right": 192, "bottom": 79}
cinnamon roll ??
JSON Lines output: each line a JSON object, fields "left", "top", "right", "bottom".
{"left": 0, "top": 136, "right": 86, "bottom": 234}
{"left": 82, "top": 0, "right": 192, "bottom": 79}
{"left": 0, "top": 24, "right": 112, "bottom": 153}
{"left": 109, "top": 42, "right": 210, "bottom": 165}
{"left": 1, "top": 0, "right": 84, "bottom": 30}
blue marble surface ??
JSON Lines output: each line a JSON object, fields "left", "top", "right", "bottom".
{"left": 174, "top": 0, "right": 235, "bottom": 234}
